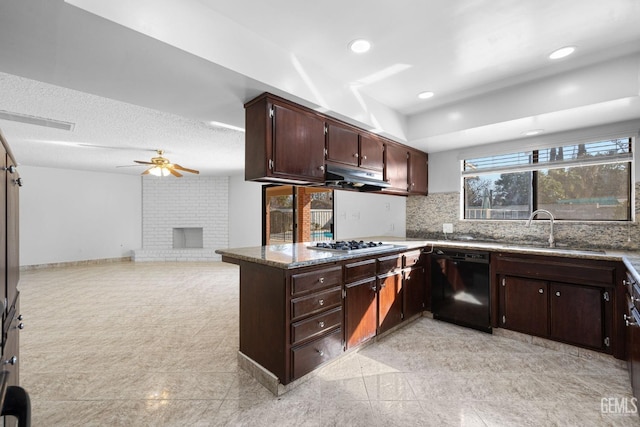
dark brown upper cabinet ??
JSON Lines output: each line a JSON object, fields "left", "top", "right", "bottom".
{"left": 383, "top": 142, "right": 409, "bottom": 195}
{"left": 325, "top": 122, "right": 384, "bottom": 172}
{"left": 245, "top": 94, "right": 326, "bottom": 184}
{"left": 408, "top": 148, "right": 428, "bottom": 195}
{"left": 245, "top": 92, "right": 428, "bottom": 194}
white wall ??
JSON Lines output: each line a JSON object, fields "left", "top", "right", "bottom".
{"left": 228, "top": 174, "right": 262, "bottom": 248}
{"left": 334, "top": 190, "right": 406, "bottom": 240}
{"left": 20, "top": 165, "right": 141, "bottom": 266}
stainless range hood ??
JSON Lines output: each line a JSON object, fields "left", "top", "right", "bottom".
{"left": 324, "top": 164, "right": 390, "bottom": 192}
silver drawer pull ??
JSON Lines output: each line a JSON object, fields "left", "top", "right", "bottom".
{"left": 538, "top": 288, "right": 544, "bottom": 294}
{"left": 555, "top": 291, "right": 561, "bottom": 297}
{"left": 318, "top": 277, "right": 324, "bottom": 284}
{"left": 317, "top": 350, "right": 324, "bottom": 357}
{"left": 3, "top": 356, "right": 17, "bottom": 365}
{"left": 318, "top": 321, "right": 325, "bottom": 328}
{"left": 318, "top": 299, "right": 324, "bottom": 306}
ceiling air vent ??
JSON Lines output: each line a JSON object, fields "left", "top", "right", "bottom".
{"left": 0, "top": 110, "right": 75, "bottom": 131}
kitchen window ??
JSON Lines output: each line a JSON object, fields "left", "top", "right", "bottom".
{"left": 462, "top": 138, "right": 633, "bottom": 221}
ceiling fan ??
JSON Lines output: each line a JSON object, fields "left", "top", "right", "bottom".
{"left": 133, "top": 150, "right": 199, "bottom": 177}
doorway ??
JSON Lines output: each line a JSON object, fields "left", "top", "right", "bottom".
{"left": 263, "top": 186, "right": 334, "bottom": 245}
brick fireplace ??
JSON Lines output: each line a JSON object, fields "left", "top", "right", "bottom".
{"left": 133, "top": 176, "right": 229, "bottom": 261}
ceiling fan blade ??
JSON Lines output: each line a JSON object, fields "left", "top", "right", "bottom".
{"left": 134, "top": 160, "right": 154, "bottom": 165}
{"left": 172, "top": 164, "right": 200, "bottom": 174}
{"left": 141, "top": 168, "right": 152, "bottom": 175}
{"left": 168, "top": 168, "right": 183, "bottom": 177}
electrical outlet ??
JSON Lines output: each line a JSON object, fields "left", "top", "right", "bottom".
{"left": 443, "top": 223, "right": 453, "bottom": 233}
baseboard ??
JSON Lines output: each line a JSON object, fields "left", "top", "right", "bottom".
{"left": 20, "top": 257, "right": 132, "bottom": 271}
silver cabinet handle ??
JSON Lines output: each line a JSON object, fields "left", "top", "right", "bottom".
{"left": 318, "top": 277, "right": 324, "bottom": 284}
{"left": 318, "top": 299, "right": 324, "bottom": 306}
{"left": 556, "top": 291, "right": 561, "bottom": 297}
{"left": 354, "top": 153, "right": 359, "bottom": 158}
{"left": 624, "top": 314, "right": 638, "bottom": 327}
{"left": 317, "top": 350, "right": 324, "bottom": 357}
{"left": 538, "top": 288, "right": 544, "bottom": 294}
{"left": 17, "top": 323, "right": 24, "bottom": 330}
{"left": 3, "top": 356, "right": 17, "bottom": 365}
{"left": 362, "top": 155, "right": 367, "bottom": 160}
{"left": 318, "top": 321, "right": 325, "bottom": 328}
{"left": 319, "top": 165, "right": 325, "bottom": 172}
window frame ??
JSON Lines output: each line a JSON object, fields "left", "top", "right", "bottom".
{"left": 461, "top": 137, "right": 634, "bottom": 222}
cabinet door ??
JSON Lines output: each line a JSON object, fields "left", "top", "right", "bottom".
{"left": 359, "top": 134, "right": 384, "bottom": 172}
{"left": 0, "top": 145, "right": 5, "bottom": 318}
{"left": 550, "top": 282, "right": 603, "bottom": 349}
{"left": 6, "top": 156, "right": 19, "bottom": 310}
{"left": 627, "top": 306, "right": 640, "bottom": 399}
{"left": 408, "top": 149, "right": 428, "bottom": 195}
{"left": 501, "top": 276, "right": 548, "bottom": 337}
{"left": 345, "top": 278, "right": 377, "bottom": 349}
{"left": 383, "top": 143, "right": 408, "bottom": 194}
{"left": 272, "top": 103, "right": 326, "bottom": 182}
{"left": 326, "top": 122, "right": 359, "bottom": 167}
{"left": 378, "top": 272, "right": 403, "bottom": 334}
{"left": 404, "top": 266, "right": 425, "bottom": 319}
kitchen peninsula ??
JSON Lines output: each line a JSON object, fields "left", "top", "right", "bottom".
{"left": 218, "top": 240, "right": 639, "bottom": 397}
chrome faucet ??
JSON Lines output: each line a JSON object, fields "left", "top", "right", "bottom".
{"left": 526, "top": 209, "right": 555, "bottom": 248}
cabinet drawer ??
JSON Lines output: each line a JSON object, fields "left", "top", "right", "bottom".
{"left": 292, "top": 266, "right": 342, "bottom": 296}
{"left": 291, "top": 287, "right": 342, "bottom": 321}
{"left": 291, "top": 328, "right": 343, "bottom": 380}
{"left": 291, "top": 307, "right": 342, "bottom": 345}
{"left": 378, "top": 254, "right": 402, "bottom": 274}
{"left": 345, "top": 259, "right": 376, "bottom": 284}
{"left": 403, "top": 250, "right": 422, "bottom": 267}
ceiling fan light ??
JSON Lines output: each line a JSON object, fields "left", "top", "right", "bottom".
{"left": 149, "top": 166, "right": 170, "bottom": 177}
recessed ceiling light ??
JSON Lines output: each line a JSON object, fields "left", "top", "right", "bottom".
{"left": 523, "top": 129, "right": 544, "bottom": 136}
{"left": 549, "top": 46, "right": 576, "bottom": 60}
{"left": 417, "top": 91, "right": 434, "bottom": 99}
{"left": 349, "top": 39, "right": 371, "bottom": 54}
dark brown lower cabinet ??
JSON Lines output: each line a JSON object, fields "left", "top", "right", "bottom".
{"left": 291, "top": 328, "right": 343, "bottom": 379}
{"left": 550, "top": 282, "right": 603, "bottom": 349}
{"left": 501, "top": 276, "right": 548, "bottom": 337}
{"left": 378, "top": 271, "right": 403, "bottom": 335}
{"left": 500, "top": 275, "right": 610, "bottom": 352}
{"left": 403, "top": 266, "right": 425, "bottom": 320}
{"left": 344, "top": 278, "right": 377, "bottom": 349}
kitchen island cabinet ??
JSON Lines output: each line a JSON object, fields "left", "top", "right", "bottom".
{"left": 377, "top": 253, "right": 404, "bottom": 334}
{"left": 344, "top": 259, "right": 377, "bottom": 349}
{"left": 403, "top": 250, "right": 427, "bottom": 320}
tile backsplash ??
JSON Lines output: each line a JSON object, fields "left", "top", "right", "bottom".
{"left": 406, "top": 183, "right": 640, "bottom": 251}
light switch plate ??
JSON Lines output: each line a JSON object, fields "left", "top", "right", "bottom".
{"left": 443, "top": 223, "right": 453, "bottom": 233}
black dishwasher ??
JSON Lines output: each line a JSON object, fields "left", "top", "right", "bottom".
{"left": 430, "top": 249, "right": 491, "bottom": 333}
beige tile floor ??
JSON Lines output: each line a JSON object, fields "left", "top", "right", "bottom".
{"left": 16, "top": 261, "right": 640, "bottom": 426}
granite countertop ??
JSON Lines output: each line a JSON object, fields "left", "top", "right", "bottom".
{"left": 216, "top": 238, "right": 640, "bottom": 272}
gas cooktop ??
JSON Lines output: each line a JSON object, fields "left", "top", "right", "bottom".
{"left": 307, "top": 240, "right": 396, "bottom": 254}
